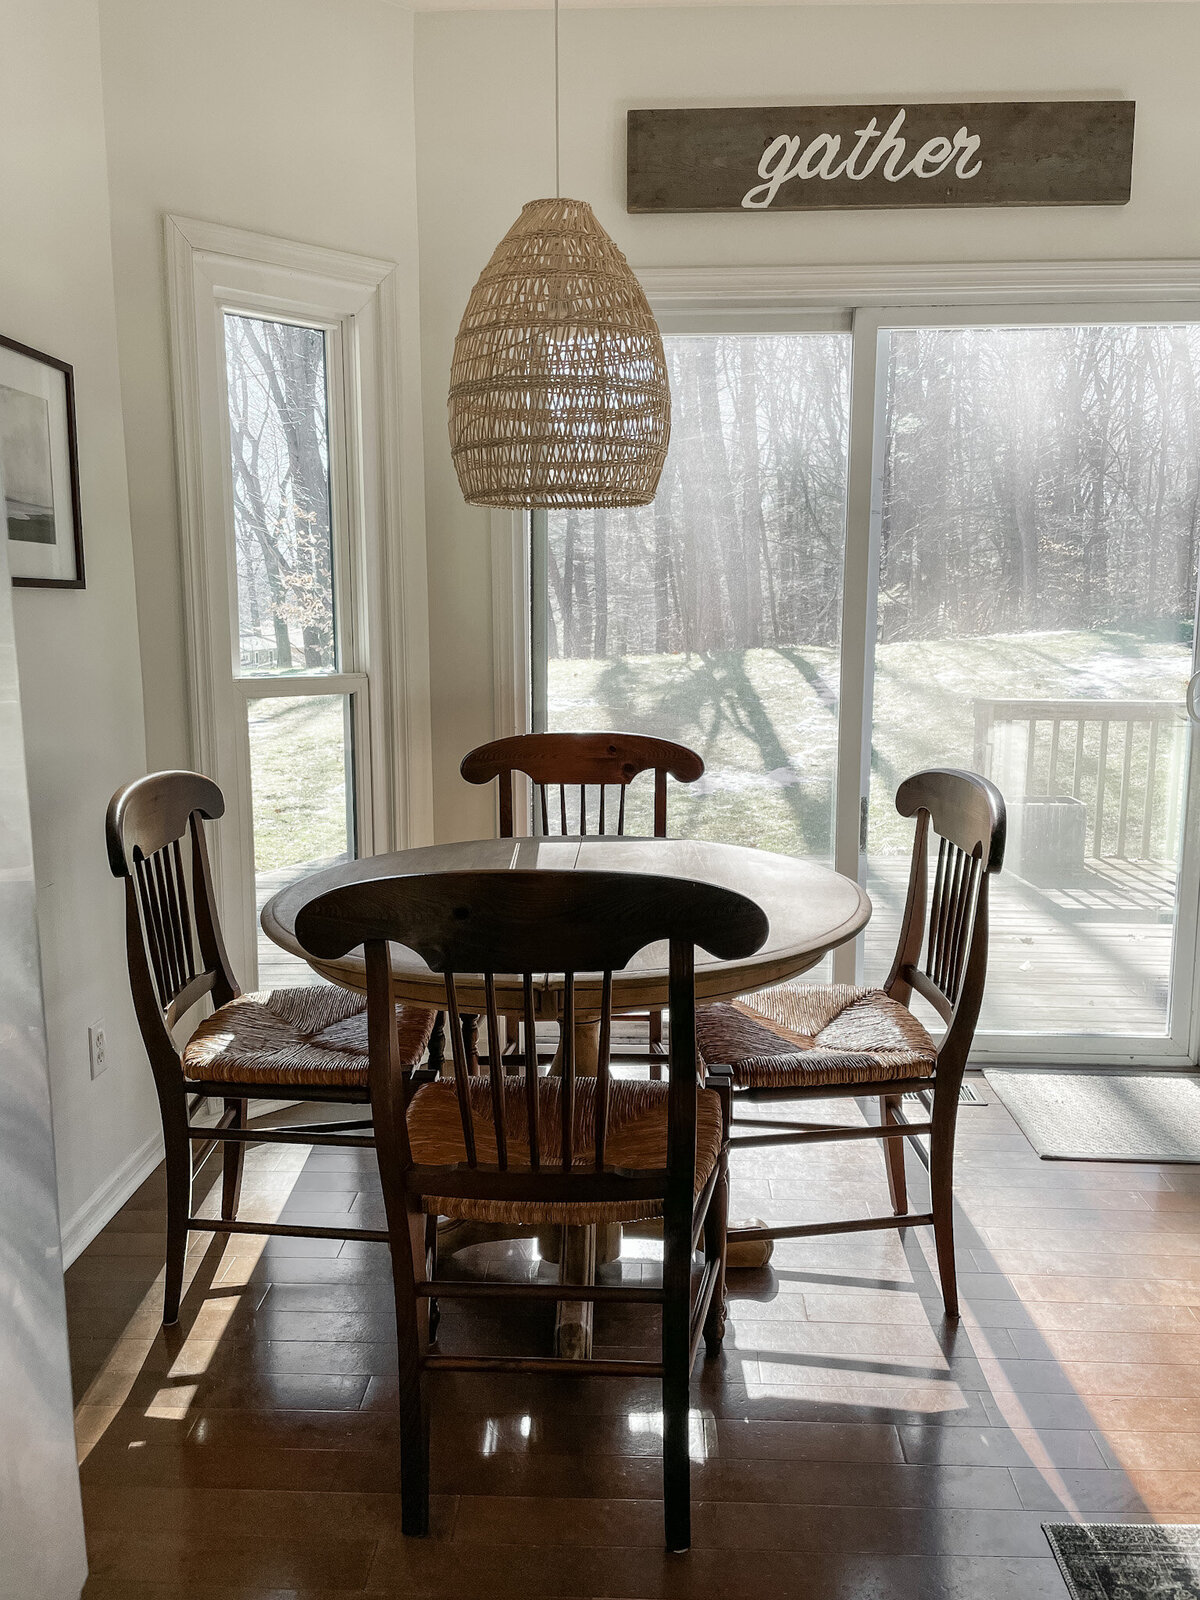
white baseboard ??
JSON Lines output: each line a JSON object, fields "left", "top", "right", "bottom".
{"left": 59, "top": 1128, "right": 164, "bottom": 1268}
{"left": 57, "top": 1101, "right": 325, "bottom": 1267}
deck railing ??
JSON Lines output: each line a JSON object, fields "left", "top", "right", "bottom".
{"left": 973, "top": 697, "right": 1187, "bottom": 862}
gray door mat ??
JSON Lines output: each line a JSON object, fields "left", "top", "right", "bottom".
{"left": 985, "top": 1068, "right": 1200, "bottom": 1161}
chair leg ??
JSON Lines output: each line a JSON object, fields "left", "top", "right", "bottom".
{"left": 930, "top": 1087, "right": 960, "bottom": 1320}
{"left": 881, "top": 1094, "right": 907, "bottom": 1216}
{"left": 648, "top": 1008, "right": 664, "bottom": 1081}
{"left": 394, "top": 1208, "right": 431, "bottom": 1536}
{"left": 162, "top": 1105, "right": 193, "bottom": 1326}
{"left": 462, "top": 1014, "right": 480, "bottom": 1076}
{"left": 424, "top": 1212, "right": 440, "bottom": 1344}
{"left": 703, "top": 1149, "right": 729, "bottom": 1357}
{"left": 427, "top": 1011, "right": 446, "bottom": 1073}
{"left": 661, "top": 1205, "right": 692, "bottom": 1552}
{"left": 500, "top": 1012, "right": 527, "bottom": 1067}
{"left": 221, "top": 1097, "right": 247, "bottom": 1221}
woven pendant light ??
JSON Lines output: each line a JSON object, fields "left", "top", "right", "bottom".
{"left": 448, "top": 197, "right": 671, "bottom": 508}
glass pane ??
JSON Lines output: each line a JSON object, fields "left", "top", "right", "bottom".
{"left": 867, "top": 324, "right": 1200, "bottom": 1037}
{"left": 541, "top": 333, "right": 852, "bottom": 858}
{"left": 249, "top": 693, "right": 355, "bottom": 986}
{"left": 224, "top": 314, "right": 336, "bottom": 676}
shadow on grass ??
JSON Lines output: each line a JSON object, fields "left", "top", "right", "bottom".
{"left": 591, "top": 648, "right": 836, "bottom": 857}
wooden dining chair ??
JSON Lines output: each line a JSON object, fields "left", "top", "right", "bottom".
{"left": 695, "top": 768, "right": 1006, "bottom": 1318}
{"left": 295, "top": 867, "right": 768, "bottom": 1551}
{"left": 460, "top": 730, "right": 705, "bottom": 840}
{"left": 459, "top": 731, "right": 705, "bottom": 1071}
{"left": 107, "top": 770, "right": 437, "bottom": 1325}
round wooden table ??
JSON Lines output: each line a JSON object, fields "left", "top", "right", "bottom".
{"left": 262, "top": 835, "right": 871, "bottom": 1355}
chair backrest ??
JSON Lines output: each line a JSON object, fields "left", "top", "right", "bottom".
{"left": 884, "top": 768, "right": 1006, "bottom": 1070}
{"left": 460, "top": 732, "right": 704, "bottom": 839}
{"left": 106, "top": 771, "right": 238, "bottom": 1066}
{"left": 296, "top": 870, "right": 767, "bottom": 1215}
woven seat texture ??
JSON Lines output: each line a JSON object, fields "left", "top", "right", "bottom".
{"left": 410, "top": 1076, "right": 723, "bottom": 1226}
{"left": 183, "top": 987, "right": 435, "bottom": 1089}
{"left": 696, "top": 983, "right": 937, "bottom": 1090}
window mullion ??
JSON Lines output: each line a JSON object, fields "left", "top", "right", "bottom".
{"left": 833, "top": 308, "right": 887, "bottom": 985}
{"left": 233, "top": 673, "right": 366, "bottom": 700}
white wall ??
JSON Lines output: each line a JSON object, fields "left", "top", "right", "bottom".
{"left": 99, "top": 0, "right": 428, "bottom": 777}
{"left": 414, "top": 1, "right": 1200, "bottom": 841}
{"left": 1, "top": 0, "right": 157, "bottom": 1258}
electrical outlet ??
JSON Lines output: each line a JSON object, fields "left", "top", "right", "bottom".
{"left": 88, "top": 1022, "right": 107, "bottom": 1079}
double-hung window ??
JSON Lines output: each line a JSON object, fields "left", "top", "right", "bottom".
{"left": 167, "top": 218, "right": 429, "bottom": 986}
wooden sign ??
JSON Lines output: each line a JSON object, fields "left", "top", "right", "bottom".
{"left": 627, "top": 101, "right": 1134, "bottom": 213}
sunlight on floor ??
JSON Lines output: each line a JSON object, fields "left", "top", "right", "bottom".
{"left": 72, "top": 1138, "right": 315, "bottom": 1461}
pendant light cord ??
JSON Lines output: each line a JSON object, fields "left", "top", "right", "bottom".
{"left": 554, "top": 0, "right": 561, "bottom": 199}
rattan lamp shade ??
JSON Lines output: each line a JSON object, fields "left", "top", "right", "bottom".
{"left": 448, "top": 198, "right": 671, "bottom": 509}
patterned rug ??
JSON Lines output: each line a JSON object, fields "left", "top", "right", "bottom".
{"left": 1044, "top": 1522, "right": 1200, "bottom": 1597}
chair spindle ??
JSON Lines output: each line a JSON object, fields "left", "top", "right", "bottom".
{"left": 443, "top": 976, "right": 478, "bottom": 1167}
{"left": 596, "top": 970, "right": 613, "bottom": 1171}
{"left": 561, "top": 971, "right": 575, "bottom": 1169}
{"left": 522, "top": 972, "right": 540, "bottom": 1168}
{"left": 483, "top": 972, "right": 507, "bottom": 1170}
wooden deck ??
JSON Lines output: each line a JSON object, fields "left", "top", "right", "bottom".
{"left": 867, "top": 855, "right": 1176, "bottom": 1039}
{"left": 256, "top": 862, "right": 340, "bottom": 992}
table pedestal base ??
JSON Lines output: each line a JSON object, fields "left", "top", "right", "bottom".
{"left": 554, "top": 1224, "right": 595, "bottom": 1360}
{"left": 622, "top": 1217, "right": 775, "bottom": 1269}
{"left": 536, "top": 1222, "right": 621, "bottom": 1267}
{"left": 434, "top": 1217, "right": 537, "bottom": 1257}
{"left": 725, "top": 1229, "right": 775, "bottom": 1269}
{"left": 432, "top": 1216, "right": 622, "bottom": 1358}
{"left": 432, "top": 1018, "right": 775, "bottom": 1357}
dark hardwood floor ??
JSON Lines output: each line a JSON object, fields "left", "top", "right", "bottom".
{"left": 68, "top": 1075, "right": 1200, "bottom": 1598}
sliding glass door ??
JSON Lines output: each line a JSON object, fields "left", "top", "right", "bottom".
{"left": 860, "top": 312, "right": 1200, "bottom": 1060}
{"left": 531, "top": 305, "right": 1200, "bottom": 1064}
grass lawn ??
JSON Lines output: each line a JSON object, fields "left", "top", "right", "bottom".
{"left": 547, "top": 630, "right": 1191, "bottom": 858}
{"left": 242, "top": 631, "right": 1190, "bottom": 874}
{"left": 248, "top": 694, "right": 353, "bottom": 873}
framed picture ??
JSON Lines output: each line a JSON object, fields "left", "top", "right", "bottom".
{"left": 0, "top": 334, "right": 84, "bottom": 588}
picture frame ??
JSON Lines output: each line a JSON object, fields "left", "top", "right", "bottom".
{"left": 0, "top": 333, "right": 84, "bottom": 589}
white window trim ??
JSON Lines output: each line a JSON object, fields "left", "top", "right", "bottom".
{"left": 490, "top": 508, "right": 531, "bottom": 747}
{"left": 165, "top": 215, "right": 433, "bottom": 978}
{"left": 498, "top": 258, "right": 1200, "bottom": 1066}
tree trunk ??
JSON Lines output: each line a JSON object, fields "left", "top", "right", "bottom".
{"left": 737, "top": 343, "right": 765, "bottom": 649}
{"left": 652, "top": 456, "right": 675, "bottom": 653}
{"left": 592, "top": 510, "right": 608, "bottom": 658}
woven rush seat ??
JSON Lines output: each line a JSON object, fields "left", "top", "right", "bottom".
{"left": 696, "top": 982, "right": 937, "bottom": 1090}
{"left": 409, "top": 1076, "right": 724, "bottom": 1226}
{"left": 183, "top": 986, "right": 436, "bottom": 1088}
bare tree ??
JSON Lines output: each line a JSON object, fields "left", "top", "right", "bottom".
{"left": 545, "top": 326, "right": 1200, "bottom": 667}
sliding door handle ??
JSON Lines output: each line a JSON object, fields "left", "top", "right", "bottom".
{"left": 1188, "top": 671, "right": 1200, "bottom": 724}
